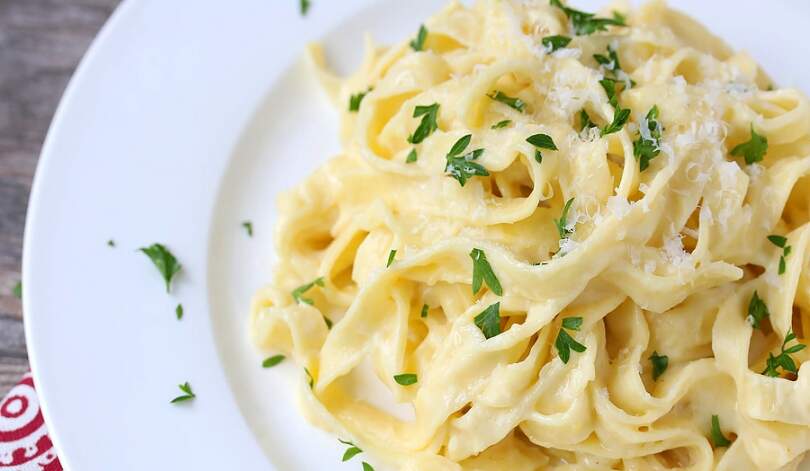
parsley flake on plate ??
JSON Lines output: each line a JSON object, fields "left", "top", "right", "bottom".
{"left": 386, "top": 249, "right": 397, "bottom": 267}
{"left": 139, "top": 243, "right": 181, "bottom": 293}
{"left": 242, "top": 220, "right": 253, "bottom": 237}
{"left": 262, "top": 354, "right": 285, "bottom": 368}
{"left": 338, "top": 439, "right": 363, "bottom": 461}
{"left": 170, "top": 382, "right": 196, "bottom": 404}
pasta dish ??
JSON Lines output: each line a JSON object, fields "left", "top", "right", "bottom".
{"left": 251, "top": 0, "right": 810, "bottom": 469}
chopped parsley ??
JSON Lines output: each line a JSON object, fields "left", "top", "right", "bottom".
{"left": 633, "top": 105, "right": 663, "bottom": 171}
{"left": 386, "top": 249, "right": 397, "bottom": 267}
{"left": 762, "top": 329, "right": 806, "bottom": 378}
{"left": 242, "top": 220, "right": 253, "bottom": 237}
{"left": 170, "top": 382, "right": 196, "bottom": 404}
{"left": 470, "top": 248, "right": 503, "bottom": 296}
{"left": 300, "top": 0, "right": 311, "bottom": 16}
{"left": 601, "top": 107, "right": 631, "bottom": 136}
{"left": 420, "top": 304, "right": 429, "bottom": 318}
{"left": 746, "top": 290, "right": 769, "bottom": 330}
{"left": 648, "top": 351, "right": 668, "bottom": 381}
{"left": 767, "top": 234, "right": 791, "bottom": 275}
{"left": 488, "top": 91, "right": 525, "bottom": 112}
{"left": 578, "top": 109, "right": 597, "bottom": 132}
{"left": 526, "top": 133, "right": 558, "bottom": 163}
{"left": 594, "top": 44, "right": 622, "bottom": 73}
{"left": 408, "top": 103, "right": 440, "bottom": 144}
{"left": 107, "top": 239, "right": 116, "bottom": 247}
{"left": 262, "top": 354, "right": 285, "bottom": 368}
{"left": 594, "top": 44, "right": 634, "bottom": 87}
{"left": 139, "top": 243, "right": 182, "bottom": 293}
{"left": 323, "top": 316, "right": 333, "bottom": 329}
{"left": 445, "top": 134, "right": 489, "bottom": 186}
{"left": 410, "top": 25, "right": 428, "bottom": 51}
{"left": 362, "top": 462, "right": 375, "bottom": 471}
{"left": 474, "top": 302, "right": 501, "bottom": 339}
{"left": 599, "top": 78, "right": 620, "bottom": 108}
{"left": 710, "top": 415, "right": 732, "bottom": 448}
{"left": 406, "top": 149, "right": 418, "bottom": 163}
{"left": 393, "top": 373, "right": 417, "bottom": 386}
{"left": 304, "top": 367, "right": 314, "bottom": 389}
{"left": 554, "top": 197, "right": 576, "bottom": 239}
{"left": 549, "top": 0, "right": 626, "bottom": 36}
{"left": 349, "top": 88, "right": 371, "bottom": 112}
{"left": 175, "top": 303, "right": 183, "bottom": 320}
{"left": 542, "top": 35, "right": 572, "bottom": 53}
{"left": 291, "top": 277, "right": 325, "bottom": 305}
{"left": 12, "top": 281, "right": 21, "bottom": 299}
{"left": 555, "top": 316, "right": 587, "bottom": 363}
{"left": 491, "top": 119, "right": 512, "bottom": 129}
{"left": 339, "top": 439, "right": 363, "bottom": 461}
{"left": 731, "top": 124, "right": 768, "bottom": 165}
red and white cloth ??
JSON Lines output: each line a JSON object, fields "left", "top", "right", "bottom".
{"left": 0, "top": 374, "right": 61, "bottom": 470}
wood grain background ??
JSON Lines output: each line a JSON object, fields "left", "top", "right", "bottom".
{"left": 0, "top": 0, "right": 119, "bottom": 396}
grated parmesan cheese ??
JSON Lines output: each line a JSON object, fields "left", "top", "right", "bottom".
{"left": 717, "top": 161, "right": 740, "bottom": 190}
{"left": 558, "top": 237, "right": 578, "bottom": 255}
{"left": 552, "top": 48, "right": 582, "bottom": 59}
{"left": 606, "top": 195, "right": 631, "bottom": 219}
{"left": 662, "top": 231, "right": 691, "bottom": 268}
{"left": 699, "top": 204, "right": 714, "bottom": 225}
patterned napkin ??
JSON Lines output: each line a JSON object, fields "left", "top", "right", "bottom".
{"left": 0, "top": 374, "right": 61, "bottom": 470}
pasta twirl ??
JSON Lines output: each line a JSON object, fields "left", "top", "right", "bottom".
{"left": 251, "top": 1, "right": 810, "bottom": 469}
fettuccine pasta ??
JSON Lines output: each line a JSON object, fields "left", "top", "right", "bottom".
{"left": 250, "top": 1, "right": 810, "bottom": 469}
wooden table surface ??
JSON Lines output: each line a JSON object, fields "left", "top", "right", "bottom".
{"left": 0, "top": 0, "right": 119, "bottom": 396}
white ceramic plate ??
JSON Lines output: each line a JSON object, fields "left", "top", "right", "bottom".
{"left": 22, "top": 0, "right": 810, "bottom": 469}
